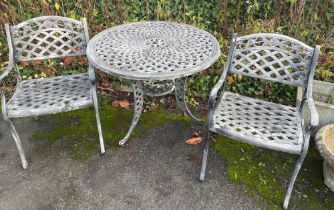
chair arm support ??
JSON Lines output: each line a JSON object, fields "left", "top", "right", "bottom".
{"left": 0, "top": 62, "right": 14, "bottom": 81}
{"left": 208, "top": 77, "right": 225, "bottom": 108}
{"left": 303, "top": 45, "right": 320, "bottom": 131}
{"left": 305, "top": 97, "right": 319, "bottom": 130}
{"left": 88, "top": 66, "right": 96, "bottom": 85}
{"left": 208, "top": 33, "right": 237, "bottom": 109}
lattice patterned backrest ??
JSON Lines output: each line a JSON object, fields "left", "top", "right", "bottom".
{"left": 9, "top": 16, "right": 87, "bottom": 62}
{"left": 230, "top": 33, "right": 315, "bottom": 87}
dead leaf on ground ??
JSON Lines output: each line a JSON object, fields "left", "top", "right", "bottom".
{"left": 95, "top": 24, "right": 103, "bottom": 32}
{"left": 148, "top": 104, "right": 159, "bottom": 112}
{"left": 101, "top": 77, "right": 110, "bottom": 88}
{"left": 64, "top": 57, "right": 74, "bottom": 66}
{"left": 78, "top": 57, "right": 87, "bottom": 66}
{"left": 31, "top": 60, "right": 44, "bottom": 66}
{"left": 112, "top": 100, "right": 130, "bottom": 108}
{"left": 185, "top": 136, "right": 203, "bottom": 145}
{"left": 41, "top": 67, "right": 56, "bottom": 75}
{"left": 19, "top": 61, "right": 30, "bottom": 67}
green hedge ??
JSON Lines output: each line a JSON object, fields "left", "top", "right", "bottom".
{"left": 0, "top": 0, "right": 333, "bottom": 104}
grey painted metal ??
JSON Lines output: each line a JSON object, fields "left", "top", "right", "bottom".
{"left": 231, "top": 33, "right": 314, "bottom": 88}
{"left": 200, "top": 33, "right": 320, "bottom": 209}
{"left": 87, "top": 21, "right": 220, "bottom": 145}
{"left": 119, "top": 81, "right": 144, "bottom": 146}
{"left": 10, "top": 16, "right": 87, "bottom": 62}
{"left": 86, "top": 21, "right": 220, "bottom": 81}
{"left": 0, "top": 16, "right": 105, "bottom": 168}
{"left": 211, "top": 92, "right": 303, "bottom": 154}
{"left": 143, "top": 80, "right": 175, "bottom": 96}
{"left": 175, "top": 77, "right": 203, "bottom": 124}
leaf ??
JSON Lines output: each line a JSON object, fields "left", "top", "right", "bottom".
{"left": 77, "top": 57, "right": 86, "bottom": 66}
{"left": 64, "top": 57, "right": 74, "bottom": 66}
{"left": 111, "top": 100, "right": 130, "bottom": 108}
{"left": 227, "top": 76, "right": 234, "bottom": 85}
{"left": 185, "top": 137, "right": 203, "bottom": 145}
{"left": 95, "top": 24, "right": 103, "bottom": 32}
{"left": 41, "top": 67, "right": 56, "bottom": 75}
{"left": 20, "top": 61, "right": 30, "bottom": 67}
{"left": 31, "top": 60, "right": 43, "bottom": 66}
{"left": 54, "top": 2, "right": 60, "bottom": 11}
{"left": 148, "top": 104, "right": 159, "bottom": 112}
{"left": 101, "top": 77, "right": 110, "bottom": 88}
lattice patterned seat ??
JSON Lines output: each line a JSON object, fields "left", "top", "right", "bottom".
{"left": 211, "top": 92, "right": 303, "bottom": 154}
{"left": 199, "top": 33, "right": 320, "bottom": 209}
{"left": 0, "top": 16, "right": 105, "bottom": 170}
{"left": 7, "top": 73, "right": 92, "bottom": 118}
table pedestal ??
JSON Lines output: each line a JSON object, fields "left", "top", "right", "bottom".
{"left": 118, "top": 77, "right": 204, "bottom": 146}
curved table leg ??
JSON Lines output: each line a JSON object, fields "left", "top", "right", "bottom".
{"left": 175, "top": 77, "right": 204, "bottom": 125}
{"left": 119, "top": 81, "right": 144, "bottom": 146}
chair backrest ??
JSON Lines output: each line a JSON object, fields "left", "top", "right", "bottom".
{"left": 230, "top": 33, "right": 315, "bottom": 88}
{"left": 6, "top": 16, "right": 89, "bottom": 62}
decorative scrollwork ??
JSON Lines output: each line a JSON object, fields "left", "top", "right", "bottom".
{"left": 231, "top": 34, "right": 314, "bottom": 87}
{"left": 87, "top": 21, "right": 220, "bottom": 80}
{"left": 10, "top": 16, "right": 86, "bottom": 61}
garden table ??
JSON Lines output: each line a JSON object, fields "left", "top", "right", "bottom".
{"left": 86, "top": 21, "right": 220, "bottom": 146}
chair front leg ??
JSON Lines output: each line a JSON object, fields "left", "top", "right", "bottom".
{"left": 119, "top": 81, "right": 144, "bottom": 146}
{"left": 199, "top": 123, "right": 211, "bottom": 181}
{"left": 283, "top": 131, "right": 310, "bottom": 209}
{"left": 92, "top": 86, "right": 105, "bottom": 154}
{"left": 1, "top": 92, "right": 28, "bottom": 169}
{"left": 175, "top": 77, "right": 203, "bottom": 125}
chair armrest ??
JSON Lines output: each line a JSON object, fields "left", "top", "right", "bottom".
{"left": 0, "top": 62, "right": 14, "bottom": 81}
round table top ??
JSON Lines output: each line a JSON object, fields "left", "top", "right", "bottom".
{"left": 86, "top": 21, "right": 220, "bottom": 80}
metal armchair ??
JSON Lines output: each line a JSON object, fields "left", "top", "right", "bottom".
{"left": 200, "top": 33, "right": 319, "bottom": 209}
{"left": 0, "top": 16, "right": 105, "bottom": 169}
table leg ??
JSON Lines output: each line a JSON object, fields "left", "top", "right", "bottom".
{"left": 119, "top": 81, "right": 144, "bottom": 146}
{"left": 175, "top": 77, "right": 204, "bottom": 125}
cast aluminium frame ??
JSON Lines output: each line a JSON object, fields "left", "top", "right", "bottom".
{"left": 199, "top": 33, "right": 319, "bottom": 209}
{"left": 86, "top": 21, "right": 221, "bottom": 146}
{"left": 0, "top": 16, "right": 105, "bottom": 169}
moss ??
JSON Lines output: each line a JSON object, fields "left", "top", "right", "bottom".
{"left": 33, "top": 99, "right": 188, "bottom": 160}
{"left": 214, "top": 136, "right": 334, "bottom": 209}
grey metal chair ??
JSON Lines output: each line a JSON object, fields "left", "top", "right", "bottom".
{"left": 199, "top": 33, "right": 319, "bottom": 209}
{"left": 0, "top": 16, "right": 105, "bottom": 169}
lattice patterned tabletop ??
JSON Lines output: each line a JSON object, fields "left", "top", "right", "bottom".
{"left": 86, "top": 21, "right": 220, "bottom": 80}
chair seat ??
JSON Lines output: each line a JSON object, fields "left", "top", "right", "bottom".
{"left": 210, "top": 92, "right": 303, "bottom": 154}
{"left": 7, "top": 73, "right": 93, "bottom": 118}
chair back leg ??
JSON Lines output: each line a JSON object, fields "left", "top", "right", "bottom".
{"left": 6, "top": 119, "right": 28, "bottom": 169}
{"left": 92, "top": 87, "right": 105, "bottom": 154}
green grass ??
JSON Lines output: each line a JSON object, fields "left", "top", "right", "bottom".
{"left": 213, "top": 136, "right": 334, "bottom": 209}
{"left": 33, "top": 99, "right": 189, "bottom": 160}
{"left": 31, "top": 98, "right": 334, "bottom": 209}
